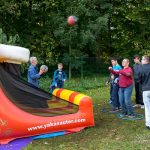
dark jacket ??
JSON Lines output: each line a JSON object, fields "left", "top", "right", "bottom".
{"left": 139, "top": 64, "right": 150, "bottom": 91}
{"left": 133, "top": 63, "right": 142, "bottom": 82}
{"left": 53, "top": 69, "right": 67, "bottom": 83}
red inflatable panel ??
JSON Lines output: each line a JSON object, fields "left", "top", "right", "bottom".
{"left": 0, "top": 88, "right": 94, "bottom": 144}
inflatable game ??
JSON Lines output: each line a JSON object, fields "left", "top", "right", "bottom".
{"left": 0, "top": 44, "right": 94, "bottom": 144}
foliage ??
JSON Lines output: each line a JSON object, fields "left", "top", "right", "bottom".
{"left": 0, "top": 0, "right": 111, "bottom": 77}
{"left": 0, "top": 0, "right": 149, "bottom": 77}
{"left": 0, "top": 28, "right": 20, "bottom": 44}
{"left": 111, "top": 0, "right": 150, "bottom": 57}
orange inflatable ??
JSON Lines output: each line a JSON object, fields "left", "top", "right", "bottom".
{"left": 0, "top": 44, "right": 94, "bottom": 145}
{"left": 0, "top": 87, "right": 94, "bottom": 144}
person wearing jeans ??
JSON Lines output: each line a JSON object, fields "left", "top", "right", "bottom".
{"left": 50, "top": 63, "right": 67, "bottom": 94}
{"left": 139, "top": 56, "right": 150, "bottom": 129}
{"left": 143, "top": 92, "right": 150, "bottom": 128}
{"left": 109, "top": 58, "right": 122, "bottom": 112}
{"left": 119, "top": 84, "right": 134, "bottom": 115}
{"left": 109, "top": 59, "right": 135, "bottom": 117}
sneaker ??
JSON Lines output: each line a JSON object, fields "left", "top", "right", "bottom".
{"left": 133, "top": 104, "right": 141, "bottom": 108}
{"left": 141, "top": 105, "right": 145, "bottom": 109}
{"left": 128, "top": 114, "right": 136, "bottom": 118}
{"left": 108, "top": 100, "right": 112, "bottom": 105}
{"left": 119, "top": 113, "right": 128, "bottom": 118}
{"left": 146, "top": 126, "right": 150, "bottom": 130}
{"left": 117, "top": 107, "right": 121, "bottom": 111}
{"left": 109, "top": 109, "right": 119, "bottom": 113}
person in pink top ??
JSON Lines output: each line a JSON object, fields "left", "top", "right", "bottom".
{"left": 109, "top": 59, "right": 135, "bottom": 117}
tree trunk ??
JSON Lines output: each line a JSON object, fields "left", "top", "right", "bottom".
{"left": 69, "top": 43, "right": 72, "bottom": 80}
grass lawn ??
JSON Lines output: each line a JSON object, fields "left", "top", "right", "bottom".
{"left": 25, "top": 75, "right": 150, "bottom": 150}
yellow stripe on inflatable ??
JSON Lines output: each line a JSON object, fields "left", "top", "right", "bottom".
{"left": 74, "top": 94, "right": 89, "bottom": 105}
{"left": 53, "top": 88, "right": 59, "bottom": 96}
{"left": 53, "top": 89, "right": 90, "bottom": 105}
{"left": 59, "top": 90, "right": 74, "bottom": 101}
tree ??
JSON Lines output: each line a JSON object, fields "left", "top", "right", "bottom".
{"left": 0, "top": 28, "right": 20, "bottom": 44}
{"left": 111, "top": 0, "right": 150, "bottom": 57}
{"left": 53, "top": 0, "right": 112, "bottom": 78}
{"left": 1, "top": 0, "right": 148, "bottom": 77}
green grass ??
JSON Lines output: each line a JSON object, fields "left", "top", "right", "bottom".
{"left": 25, "top": 75, "right": 150, "bottom": 150}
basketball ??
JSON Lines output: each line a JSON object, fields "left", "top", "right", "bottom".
{"left": 40, "top": 65, "right": 48, "bottom": 73}
{"left": 67, "top": 16, "right": 77, "bottom": 26}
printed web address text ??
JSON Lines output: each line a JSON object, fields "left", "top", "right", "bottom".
{"left": 28, "top": 118, "right": 86, "bottom": 131}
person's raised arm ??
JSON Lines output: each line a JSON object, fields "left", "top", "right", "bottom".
{"left": 108, "top": 67, "right": 120, "bottom": 75}
{"left": 29, "top": 69, "right": 41, "bottom": 79}
{"left": 53, "top": 70, "right": 58, "bottom": 81}
{"left": 119, "top": 69, "right": 132, "bottom": 77}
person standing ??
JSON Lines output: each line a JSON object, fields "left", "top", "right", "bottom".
{"left": 109, "top": 59, "right": 135, "bottom": 117}
{"left": 139, "top": 56, "right": 150, "bottom": 129}
{"left": 133, "top": 55, "right": 144, "bottom": 108}
{"left": 50, "top": 63, "right": 67, "bottom": 93}
{"left": 109, "top": 58, "right": 122, "bottom": 112}
{"left": 27, "top": 57, "right": 44, "bottom": 87}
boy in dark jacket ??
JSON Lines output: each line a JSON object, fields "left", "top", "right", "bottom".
{"left": 50, "top": 63, "right": 67, "bottom": 93}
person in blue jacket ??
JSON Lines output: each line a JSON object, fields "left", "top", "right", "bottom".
{"left": 27, "top": 57, "right": 44, "bottom": 87}
{"left": 50, "top": 63, "right": 67, "bottom": 93}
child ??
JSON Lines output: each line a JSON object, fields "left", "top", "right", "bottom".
{"left": 50, "top": 63, "right": 67, "bottom": 93}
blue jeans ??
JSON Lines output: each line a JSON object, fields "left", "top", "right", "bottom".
{"left": 57, "top": 81, "right": 64, "bottom": 88}
{"left": 143, "top": 91, "right": 150, "bottom": 127}
{"left": 111, "top": 83, "right": 120, "bottom": 109}
{"left": 119, "top": 84, "right": 134, "bottom": 115}
{"left": 50, "top": 81, "right": 64, "bottom": 94}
